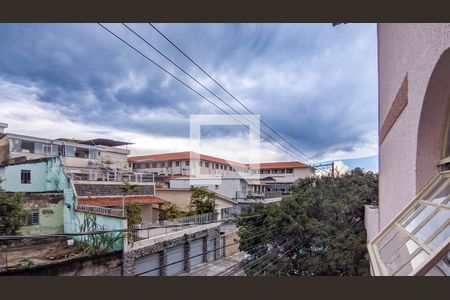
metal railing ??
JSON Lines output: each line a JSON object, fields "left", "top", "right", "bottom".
{"left": 66, "top": 166, "right": 155, "bottom": 183}
{"left": 75, "top": 204, "right": 126, "bottom": 218}
{"left": 235, "top": 190, "right": 291, "bottom": 200}
{"left": 220, "top": 206, "right": 242, "bottom": 219}
{"left": 128, "top": 212, "right": 219, "bottom": 244}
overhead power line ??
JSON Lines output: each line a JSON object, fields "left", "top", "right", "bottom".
{"left": 148, "top": 23, "right": 321, "bottom": 166}
{"left": 98, "top": 23, "right": 314, "bottom": 165}
{"left": 122, "top": 23, "right": 315, "bottom": 165}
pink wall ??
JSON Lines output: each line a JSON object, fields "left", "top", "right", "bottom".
{"left": 377, "top": 24, "right": 450, "bottom": 231}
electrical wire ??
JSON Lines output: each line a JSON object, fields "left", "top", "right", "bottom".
{"left": 97, "top": 23, "right": 315, "bottom": 165}
{"left": 147, "top": 23, "right": 321, "bottom": 165}
{"left": 123, "top": 23, "right": 317, "bottom": 165}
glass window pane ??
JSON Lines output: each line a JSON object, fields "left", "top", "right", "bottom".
{"left": 415, "top": 209, "right": 450, "bottom": 243}
{"left": 425, "top": 267, "right": 445, "bottom": 276}
{"left": 427, "top": 225, "right": 450, "bottom": 251}
{"left": 436, "top": 253, "right": 450, "bottom": 276}
{"left": 11, "top": 139, "right": 22, "bottom": 152}
{"left": 431, "top": 183, "right": 450, "bottom": 204}
{"left": 422, "top": 178, "right": 448, "bottom": 200}
{"left": 65, "top": 145, "right": 76, "bottom": 157}
{"left": 384, "top": 239, "right": 419, "bottom": 275}
{"left": 405, "top": 206, "right": 435, "bottom": 233}
{"left": 378, "top": 229, "right": 407, "bottom": 260}
{"left": 395, "top": 250, "right": 429, "bottom": 275}
{"left": 400, "top": 203, "right": 423, "bottom": 226}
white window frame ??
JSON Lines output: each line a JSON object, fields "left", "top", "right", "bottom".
{"left": 368, "top": 171, "right": 450, "bottom": 276}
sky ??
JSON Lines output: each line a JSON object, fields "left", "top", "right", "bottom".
{"left": 0, "top": 23, "right": 379, "bottom": 172}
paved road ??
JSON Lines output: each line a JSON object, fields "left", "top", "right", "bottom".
{"left": 180, "top": 251, "right": 245, "bottom": 276}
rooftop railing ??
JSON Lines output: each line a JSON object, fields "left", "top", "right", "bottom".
{"left": 75, "top": 204, "right": 126, "bottom": 218}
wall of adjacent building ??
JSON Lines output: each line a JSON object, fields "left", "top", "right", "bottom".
{"left": 377, "top": 23, "right": 450, "bottom": 231}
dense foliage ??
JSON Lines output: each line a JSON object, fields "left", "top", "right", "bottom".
{"left": 189, "top": 187, "right": 217, "bottom": 215}
{"left": 237, "top": 168, "right": 378, "bottom": 276}
{"left": 164, "top": 202, "right": 182, "bottom": 219}
{"left": 0, "top": 182, "right": 27, "bottom": 235}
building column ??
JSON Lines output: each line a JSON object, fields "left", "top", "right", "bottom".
{"left": 159, "top": 249, "right": 167, "bottom": 276}
{"left": 184, "top": 236, "right": 191, "bottom": 272}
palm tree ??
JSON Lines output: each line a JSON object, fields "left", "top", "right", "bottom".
{"left": 121, "top": 181, "right": 139, "bottom": 216}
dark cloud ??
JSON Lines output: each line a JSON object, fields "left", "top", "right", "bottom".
{"left": 0, "top": 23, "right": 377, "bottom": 160}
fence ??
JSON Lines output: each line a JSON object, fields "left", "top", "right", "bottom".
{"left": 76, "top": 204, "right": 126, "bottom": 218}
{"left": 220, "top": 206, "right": 242, "bottom": 219}
{"left": 66, "top": 166, "right": 155, "bottom": 183}
{"left": 128, "top": 212, "right": 219, "bottom": 244}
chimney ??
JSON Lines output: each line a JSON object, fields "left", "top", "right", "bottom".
{"left": 0, "top": 122, "right": 7, "bottom": 134}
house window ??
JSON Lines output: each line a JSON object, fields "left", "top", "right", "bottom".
{"left": 175, "top": 161, "right": 180, "bottom": 167}
{"left": 216, "top": 164, "right": 219, "bottom": 169}
{"left": 200, "top": 161, "right": 203, "bottom": 167}
{"left": 21, "top": 140, "right": 35, "bottom": 153}
{"left": 74, "top": 147, "right": 90, "bottom": 158}
{"left": 25, "top": 209, "right": 39, "bottom": 226}
{"left": 286, "top": 169, "right": 293, "bottom": 173}
{"left": 168, "top": 161, "right": 172, "bottom": 167}
{"left": 11, "top": 139, "right": 22, "bottom": 152}
{"left": 64, "top": 145, "right": 76, "bottom": 157}
{"left": 368, "top": 172, "right": 450, "bottom": 276}
{"left": 89, "top": 148, "right": 98, "bottom": 159}
{"left": 152, "top": 162, "right": 157, "bottom": 168}
{"left": 272, "top": 169, "right": 278, "bottom": 174}
{"left": 220, "top": 165, "right": 223, "bottom": 170}
{"left": 21, "top": 170, "right": 31, "bottom": 184}
{"left": 205, "top": 162, "right": 209, "bottom": 168}
{"left": 185, "top": 160, "right": 190, "bottom": 166}
{"left": 279, "top": 169, "right": 285, "bottom": 174}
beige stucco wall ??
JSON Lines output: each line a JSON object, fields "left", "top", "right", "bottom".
{"left": 377, "top": 23, "right": 450, "bottom": 231}
{"left": 157, "top": 188, "right": 192, "bottom": 212}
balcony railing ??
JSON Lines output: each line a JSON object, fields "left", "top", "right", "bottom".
{"left": 235, "top": 190, "right": 292, "bottom": 200}
{"left": 75, "top": 204, "right": 126, "bottom": 218}
{"left": 66, "top": 166, "right": 155, "bottom": 183}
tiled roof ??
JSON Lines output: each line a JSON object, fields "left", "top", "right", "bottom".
{"left": 78, "top": 196, "right": 167, "bottom": 206}
{"left": 128, "top": 151, "right": 310, "bottom": 169}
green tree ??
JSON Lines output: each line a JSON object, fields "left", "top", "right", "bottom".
{"left": 189, "top": 187, "right": 216, "bottom": 215}
{"left": 237, "top": 168, "right": 378, "bottom": 276}
{"left": 0, "top": 180, "right": 27, "bottom": 235}
{"left": 126, "top": 202, "right": 142, "bottom": 227}
{"left": 164, "top": 202, "right": 182, "bottom": 219}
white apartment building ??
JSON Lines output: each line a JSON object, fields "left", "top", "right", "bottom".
{"left": 129, "top": 151, "right": 315, "bottom": 178}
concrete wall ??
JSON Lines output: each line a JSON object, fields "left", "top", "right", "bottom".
{"left": 170, "top": 178, "right": 247, "bottom": 200}
{"left": 1, "top": 251, "right": 122, "bottom": 276}
{"left": 157, "top": 188, "right": 192, "bottom": 212}
{"left": 377, "top": 23, "right": 450, "bottom": 231}
{"left": 18, "top": 193, "right": 65, "bottom": 235}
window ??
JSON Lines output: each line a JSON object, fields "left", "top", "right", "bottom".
{"left": 199, "top": 161, "right": 203, "bottom": 167}
{"left": 272, "top": 169, "right": 278, "bottom": 174}
{"left": 89, "top": 148, "right": 98, "bottom": 159}
{"left": 220, "top": 165, "right": 223, "bottom": 170}
{"left": 205, "top": 162, "right": 209, "bottom": 168}
{"left": 64, "top": 145, "right": 76, "bottom": 157}
{"left": 368, "top": 172, "right": 450, "bottom": 276}
{"left": 25, "top": 209, "right": 39, "bottom": 226}
{"left": 175, "top": 161, "right": 180, "bottom": 167}
{"left": 216, "top": 164, "right": 219, "bottom": 169}
{"left": 185, "top": 160, "right": 190, "bottom": 166}
{"left": 152, "top": 162, "right": 157, "bottom": 168}
{"left": 21, "top": 170, "right": 31, "bottom": 184}
{"left": 11, "top": 139, "right": 22, "bottom": 152}
{"left": 286, "top": 169, "right": 293, "bottom": 173}
{"left": 279, "top": 169, "right": 285, "bottom": 174}
{"left": 159, "top": 162, "right": 165, "bottom": 168}
{"left": 21, "top": 140, "right": 35, "bottom": 153}
{"left": 168, "top": 161, "right": 172, "bottom": 167}
{"left": 74, "top": 147, "right": 90, "bottom": 158}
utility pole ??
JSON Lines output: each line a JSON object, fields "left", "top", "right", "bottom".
{"left": 331, "top": 161, "right": 335, "bottom": 178}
